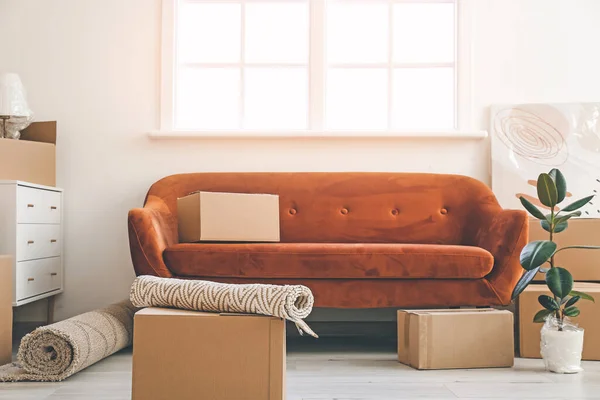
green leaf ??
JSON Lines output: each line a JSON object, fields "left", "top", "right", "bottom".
{"left": 554, "top": 211, "right": 581, "bottom": 225}
{"left": 564, "top": 306, "right": 580, "bottom": 317}
{"left": 570, "top": 290, "right": 595, "bottom": 303}
{"left": 540, "top": 219, "right": 568, "bottom": 233}
{"left": 562, "top": 195, "right": 594, "bottom": 212}
{"left": 533, "top": 309, "right": 554, "bottom": 323}
{"left": 546, "top": 267, "right": 574, "bottom": 298}
{"left": 540, "top": 219, "right": 551, "bottom": 233}
{"left": 520, "top": 240, "right": 557, "bottom": 271}
{"left": 537, "top": 173, "right": 558, "bottom": 208}
{"left": 565, "top": 296, "right": 580, "bottom": 308}
{"left": 549, "top": 169, "right": 567, "bottom": 203}
{"left": 511, "top": 267, "right": 540, "bottom": 300}
{"left": 554, "top": 221, "right": 568, "bottom": 233}
{"left": 538, "top": 294, "right": 559, "bottom": 310}
{"left": 519, "top": 196, "right": 546, "bottom": 219}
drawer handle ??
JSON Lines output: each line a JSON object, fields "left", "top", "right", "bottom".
{"left": 50, "top": 239, "right": 57, "bottom": 243}
{"left": 50, "top": 272, "right": 58, "bottom": 276}
{"left": 27, "top": 240, "right": 34, "bottom": 244}
{"left": 27, "top": 277, "right": 34, "bottom": 282}
{"left": 50, "top": 206, "right": 58, "bottom": 210}
{"left": 27, "top": 204, "right": 35, "bottom": 208}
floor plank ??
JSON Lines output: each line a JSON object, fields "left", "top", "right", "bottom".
{"left": 1, "top": 337, "right": 599, "bottom": 399}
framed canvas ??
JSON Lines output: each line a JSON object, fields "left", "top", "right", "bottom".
{"left": 491, "top": 103, "right": 600, "bottom": 217}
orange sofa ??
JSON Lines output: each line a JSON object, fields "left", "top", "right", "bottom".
{"left": 128, "top": 173, "right": 528, "bottom": 308}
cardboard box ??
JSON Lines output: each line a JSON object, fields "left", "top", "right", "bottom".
{"left": 0, "top": 121, "right": 56, "bottom": 187}
{"left": 398, "top": 309, "right": 514, "bottom": 370}
{"left": 519, "top": 283, "right": 600, "bottom": 360}
{"left": 132, "top": 308, "right": 285, "bottom": 400}
{"left": 530, "top": 218, "right": 600, "bottom": 282}
{"left": 177, "top": 191, "right": 280, "bottom": 242}
{"left": 0, "top": 256, "right": 12, "bottom": 365}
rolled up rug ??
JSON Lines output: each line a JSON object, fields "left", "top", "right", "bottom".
{"left": 130, "top": 275, "right": 318, "bottom": 337}
{"left": 0, "top": 300, "right": 137, "bottom": 382}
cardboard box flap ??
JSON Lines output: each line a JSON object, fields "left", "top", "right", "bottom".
{"left": 20, "top": 121, "right": 57, "bottom": 144}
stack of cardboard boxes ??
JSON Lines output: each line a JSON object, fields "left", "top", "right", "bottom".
{"left": 0, "top": 122, "right": 57, "bottom": 365}
{"left": 133, "top": 192, "right": 283, "bottom": 400}
{"left": 520, "top": 219, "right": 600, "bottom": 359}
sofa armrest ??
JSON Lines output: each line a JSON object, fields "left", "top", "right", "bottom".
{"left": 473, "top": 208, "right": 529, "bottom": 305}
{"left": 128, "top": 199, "right": 177, "bottom": 277}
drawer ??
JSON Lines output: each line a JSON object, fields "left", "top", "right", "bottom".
{"left": 16, "top": 224, "right": 61, "bottom": 261}
{"left": 17, "top": 186, "right": 62, "bottom": 224}
{"left": 16, "top": 257, "right": 62, "bottom": 301}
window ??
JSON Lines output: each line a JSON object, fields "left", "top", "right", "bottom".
{"left": 161, "top": 0, "right": 466, "bottom": 134}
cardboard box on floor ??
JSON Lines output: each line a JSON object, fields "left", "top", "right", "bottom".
{"left": 132, "top": 308, "right": 285, "bottom": 400}
{"left": 0, "top": 121, "right": 56, "bottom": 187}
{"left": 0, "top": 256, "right": 12, "bottom": 365}
{"left": 398, "top": 308, "right": 514, "bottom": 370}
{"left": 519, "top": 283, "right": 600, "bottom": 360}
{"left": 177, "top": 191, "right": 280, "bottom": 243}
{"left": 530, "top": 218, "right": 600, "bottom": 282}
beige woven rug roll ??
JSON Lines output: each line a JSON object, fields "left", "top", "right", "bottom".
{"left": 130, "top": 275, "right": 318, "bottom": 337}
{"left": 0, "top": 300, "right": 137, "bottom": 382}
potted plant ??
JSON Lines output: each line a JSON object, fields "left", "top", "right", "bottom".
{"left": 511, "top": 168, "right": 599, "bottom": 373}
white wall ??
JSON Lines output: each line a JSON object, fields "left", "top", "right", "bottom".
{"left": 1, "top": 0, "right": 599, "bottom": 321}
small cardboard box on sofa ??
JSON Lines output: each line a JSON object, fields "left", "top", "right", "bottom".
{"left": 132, "top": 308, "right": 285, "bottom": 400}
{"left": 177, "top": 191, "right": 280, "bottom": 242}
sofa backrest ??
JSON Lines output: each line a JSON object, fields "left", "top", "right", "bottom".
{"left": 145, "top": 172, "right": 500, "bottom": 245}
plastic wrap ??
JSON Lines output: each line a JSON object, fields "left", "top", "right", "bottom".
{"left": 540, "top": 316, "right": 584, "bottom": 374}
{"left": 0, "top": 73, "right": 33, "bottom": 139}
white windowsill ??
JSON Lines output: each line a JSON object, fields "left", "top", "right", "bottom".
{"left": 148, "top": 130, "right": 488, "bottom": 140}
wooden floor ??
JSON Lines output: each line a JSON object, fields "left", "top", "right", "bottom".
{"left": 1, "top": 337, "right": 600, "bottom": 399}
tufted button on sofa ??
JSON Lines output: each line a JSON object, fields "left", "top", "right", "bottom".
{"left": 128, "top": 173, "right": 528, "bottom": 308}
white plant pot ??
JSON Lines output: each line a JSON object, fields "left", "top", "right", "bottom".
{"left": 540, "top": 326, "right": 584, "bottom": 374}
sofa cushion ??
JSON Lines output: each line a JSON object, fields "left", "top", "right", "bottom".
{"left": 163, "top": 243, "right": 494, "bottom": 280}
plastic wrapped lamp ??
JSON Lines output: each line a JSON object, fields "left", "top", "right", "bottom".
{"left": 0, "top": 73, "right": 33, "bottom": 139}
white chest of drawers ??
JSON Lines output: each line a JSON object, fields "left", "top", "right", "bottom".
{"left": 0, "top": 181, "right": 64, "bottom": 306}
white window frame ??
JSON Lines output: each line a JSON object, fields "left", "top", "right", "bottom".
{"left": 153, "top": 0, "right": 484, "bottom": 139}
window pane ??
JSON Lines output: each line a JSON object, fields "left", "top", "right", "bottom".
{"left": 244, "top": 68, "right": 308, "bottom": 130}
{"left": 175, "top": 67, "right": 240, "bottom": 129}
{"left": 392, "top": 68, "right": 454, "bottom": 130}
{"left": 327, "top": 3, "right": 388, "bottom": 64}
{"left": 177, "top": 3, "right": 241, "bottom": 63}
{"left": 393, "top": 3, "right": 454, "bottom": 63}
{"left": 326, "top": 69, "right": 387, "bottom": 130}
{"left": 245, "top": 3, "right": 309, "bottom": 63}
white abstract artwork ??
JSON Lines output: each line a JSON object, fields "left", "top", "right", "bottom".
{"left": 491, "top": 103, "right": 600, "bottom": 218}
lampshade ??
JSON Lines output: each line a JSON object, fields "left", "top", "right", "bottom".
{"left": 0, "top": 73, "right": 33, "bottom": 139}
